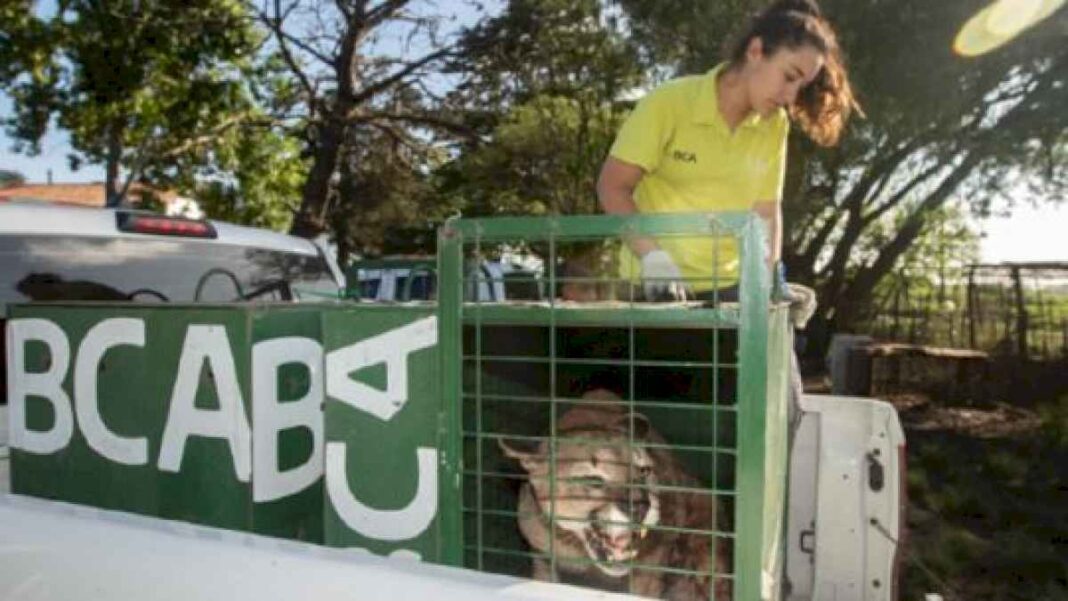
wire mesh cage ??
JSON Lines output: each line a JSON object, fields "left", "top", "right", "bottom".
{"left": 437, "top": 213, "right": 791, "bottom": 601}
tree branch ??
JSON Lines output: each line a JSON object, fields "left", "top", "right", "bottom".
{"left": 274, "top": 26, "right": 337, "bottom": 68}
{"left": 349, "top": 46, "right": 453, "bottom": 106}
{"left": 861, "top": 161, "right": 945, "bottom": 226}
{"left": 332, "top": 0, "right": 357, "bottom": 23}
{"left": 257, "top": 0, "right": 320, "bottom": 113}
{"left": 366, "top": 0, "right": 409, "bottom": 29}
{"left": 843, "top": 152, "right": 983, "bottom": 310}
{"left": 362, "top": 109, "right": 479, "bottom": 141}
{"left": 369, "top": 122, "right": 421, "bottom": 163}
{"left": 157, "top": 112, "right": 265, "bottom": 160}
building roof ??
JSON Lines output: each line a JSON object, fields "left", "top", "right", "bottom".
{"left": 0, "top": 182, "right": 180, "bottom": 208}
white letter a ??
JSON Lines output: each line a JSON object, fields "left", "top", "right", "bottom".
{"left": 158, "top": 325, "right": 251, "bottom": 482}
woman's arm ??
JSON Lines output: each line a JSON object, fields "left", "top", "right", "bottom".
{"left": 752, "top": 199, "right": 781, "bottom": 267}
{"left": 596, "top": 156, "right": 658, "bottom": 257}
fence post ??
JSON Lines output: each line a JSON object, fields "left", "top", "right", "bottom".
{"left": 966, "top": 266, "right": 977, "bottom": 349}
{"left": 1011, "top": 265, "right": 1028, "bottom": 359}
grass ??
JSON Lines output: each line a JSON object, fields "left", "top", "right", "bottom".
{"left": 898, "top": 392, "right": 1068, "bottom": 600}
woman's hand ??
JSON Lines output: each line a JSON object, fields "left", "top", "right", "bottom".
{"left": 640, "top": 249, "right": 690, "bottom": 301}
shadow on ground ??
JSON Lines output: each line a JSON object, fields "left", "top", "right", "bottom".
{"left": 889, "top": 393, "right": 1068, "bottom": 601}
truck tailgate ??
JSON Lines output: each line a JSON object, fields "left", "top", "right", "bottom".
{"left": 785, "top": 394, "right": 906, "bottom": 601}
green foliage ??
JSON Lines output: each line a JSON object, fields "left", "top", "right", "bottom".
{"left": 863, "top": 203, "right": 981, "bottom": 327}
{"left": 0, "top": 169, "right": 26, "bottom": 187}
{"left": 445, "top": 95, "right": 625, "bottom": 217}
{"left": 193, "top": 126, "right": 305, "bottom": 232}
{"left": 328, "top": 124, "right": 458, "bottom": 260}
{"left": 867, "top": 204, "right": 980, "bottom": 281}
{"left": 611, "top": 0, "right": 753, "bottom": 73}
{"left": 1039, "top": 395, "right": 1068, "bottom": 449}
{"left": 0, "top": 0, "right": 264, "bottom": 203}
{"left": 452, "top": 0, "right": 645, "bottom": 110}
{"left": 443, "top": 0, "right": 645, "bottom": 219}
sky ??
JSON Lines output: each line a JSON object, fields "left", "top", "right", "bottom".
{"left": 1, "top": 0, "right": 1063, "bottom": 265}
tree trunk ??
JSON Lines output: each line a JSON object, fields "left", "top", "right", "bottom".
{"left": 831, "top": 154, "right": 982, "bottom": 331}
{"left": 105, "top": 122, "right": 123, "bottom": 207}
{"left": 291, "top": 115, "right": 347, "bottom": 238}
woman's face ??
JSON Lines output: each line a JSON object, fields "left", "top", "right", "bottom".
{"left": 743, "top": 38, "right": 824, "bottom": 117}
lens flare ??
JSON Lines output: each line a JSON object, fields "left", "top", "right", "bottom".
{"left": 953, "top": 0, "right": 1065, "bottom": 57}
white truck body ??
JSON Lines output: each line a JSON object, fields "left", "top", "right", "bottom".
{"left": 0, "top": 493, "right": 632, "bottom": 601}
{"left": 785, "top": 394, "right": 906, "bottom": 601}
{"left": 0, "top": 394, "right": 903, "bottom": 600}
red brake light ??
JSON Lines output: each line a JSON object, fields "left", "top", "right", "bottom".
{"left": 117, "top": 212, "right": 217, "bottom": 238}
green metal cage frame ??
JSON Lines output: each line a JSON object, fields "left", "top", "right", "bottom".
{"left": 436, "top": 212, "right": 789, "bottom": 601}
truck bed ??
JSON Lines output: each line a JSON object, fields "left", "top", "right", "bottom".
{"left": 0, "top": 493, "right": 640, "bottom": 601}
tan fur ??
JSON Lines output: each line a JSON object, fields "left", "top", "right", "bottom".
{"left": 500, "top": 389, "right": 732, "bottom": 600}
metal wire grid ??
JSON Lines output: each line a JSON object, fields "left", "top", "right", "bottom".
{"left": 437, "top": 213, "right": 778, "bottom": 601}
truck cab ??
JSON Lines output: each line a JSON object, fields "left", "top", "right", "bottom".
{"left": 346, "top": 256, "right": 545, "bottom": 302}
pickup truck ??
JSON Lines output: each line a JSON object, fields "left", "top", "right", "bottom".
{"left": 1, "top": 212, "right": 903, "bottom": 601}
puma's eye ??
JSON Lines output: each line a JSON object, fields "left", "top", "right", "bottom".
{"left": 638, "top": 466, "right": 652, "bottom": 478}
{"left": 571, "top": 476, "right": 606, "bottom": 489}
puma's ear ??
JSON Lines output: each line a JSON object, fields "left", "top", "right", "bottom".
{"left": 499, "top": 436, "right": 544, "bottom": 472}
{"left": 611, "top": 412, "right": 651, "bottom": 440}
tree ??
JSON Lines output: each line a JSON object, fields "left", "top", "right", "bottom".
{"left": 441, "top": 0, "right": 645, "bottom": 217}
{"left": 247, "top": 0, "right": 482, "bottom": 238}
{"left": 193, "top": 126, "right": 307, "bottom": 232}
{"left": 442, "top": 95, "right": 624, "bottom": 217}
{"left": 0, "top": 1, "right": 264, "bottom": 206}
{"left": 327, "top": 112, "right": 457, "bottom": 261}
{"left": 864, "top": 203, "right": 981, "bottom": 345}
{"left": 615, "top": 0, "right": 1067, "bottom": 353}
{"left": 0, "top": 169, "right": 26, "bottom": 187}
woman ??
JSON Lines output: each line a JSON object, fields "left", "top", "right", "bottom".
{"left": 597, "top": 0, "right": 860, "bottom": 301}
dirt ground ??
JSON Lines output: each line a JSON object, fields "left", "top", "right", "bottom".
{"left": 885, "top": 392, "right": 1068, "bottom": 600}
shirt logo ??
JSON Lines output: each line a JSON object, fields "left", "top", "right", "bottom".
{"left": 672, "top": 150, "right": 697, "bottom": 164}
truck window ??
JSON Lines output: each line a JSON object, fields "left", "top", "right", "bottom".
{"left": 408, "top": 273, "right": 436, "bottom": 300}
{"left": 0, "top": 234, "right": 339, "bottom": 313}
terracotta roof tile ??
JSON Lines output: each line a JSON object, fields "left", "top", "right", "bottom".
{"left": 0, "top": 182, "right": 180, "bottom": 208}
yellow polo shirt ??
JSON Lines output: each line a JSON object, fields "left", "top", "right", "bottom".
{"left": 610, "top": 63, "right": 789, "bottom": 291}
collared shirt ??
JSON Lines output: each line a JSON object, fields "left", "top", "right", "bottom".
{"left": 610, "top": 63, "right": 789, "bottom": 290}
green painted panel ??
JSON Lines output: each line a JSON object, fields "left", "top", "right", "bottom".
{"left": 762, "top": 306, "right": 792, "bottom": 601}
{"left": 9, "top": 304, "right": 255, "bottom": 533}
{"left": 8, "top": 302, "right": 447, "bottom": 556}
{"left": 320, "top": 306, "right": 443, "bottom": 560}
{"left": 247, "top": 305, "right": 332, "bottom": 543}
{"left": 735, "top": 215, "right": 773, "bottom": 601}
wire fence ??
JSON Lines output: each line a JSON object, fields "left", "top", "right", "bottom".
{"left": 859, "top": 262, "right": 1068, "bottom": 360}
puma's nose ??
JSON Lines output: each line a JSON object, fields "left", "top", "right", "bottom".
{"left": 609, "top": 531, "right": 631, "bottom": 548}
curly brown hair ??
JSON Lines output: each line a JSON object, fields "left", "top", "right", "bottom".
{"left": 726, "top": 0, "right": 862, "bottom": 146}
